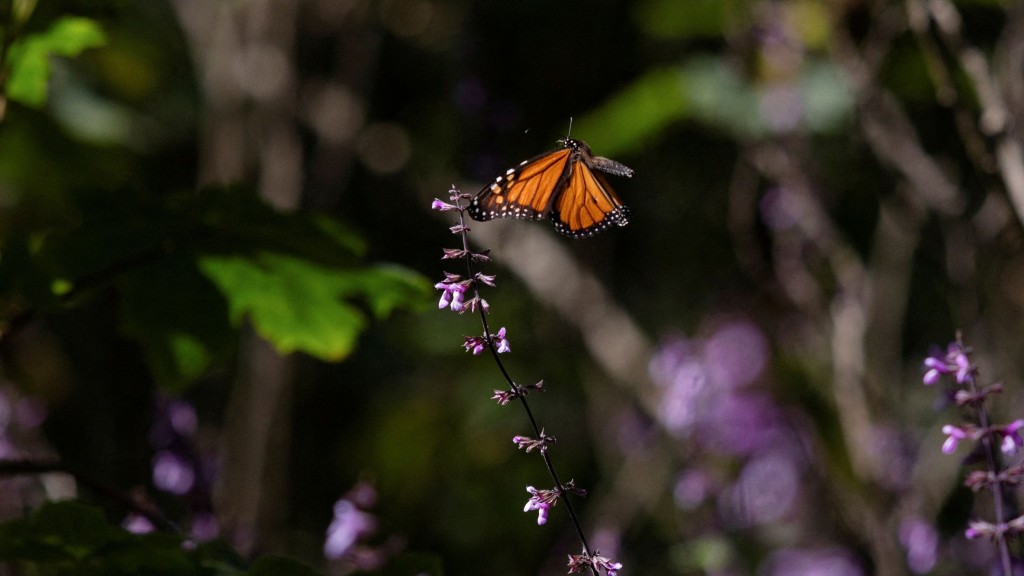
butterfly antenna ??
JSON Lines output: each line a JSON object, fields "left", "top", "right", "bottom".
{"left": 557, "top": 117, "right": 574, "bottom": 148}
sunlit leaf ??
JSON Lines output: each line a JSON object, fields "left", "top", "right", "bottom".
{"left": 582, "top": 55, "right": 853, "bottom": 148}
{"left": 198, "top": 252, "right": 429, "bottom": 361}
{"left": 5, "top": 16, "right": 106, "bottom": 107}
{"left": 576, "top": 67, "right": 689, "bottom": 155}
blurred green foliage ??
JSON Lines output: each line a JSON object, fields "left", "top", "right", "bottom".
{"left": 0, "top": 500, "right": 327, "bottom": 575}
{"left": 4, "top": 16, "right": 106, "bottom": 107}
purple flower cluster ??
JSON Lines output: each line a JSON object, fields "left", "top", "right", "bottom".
{"left": 432, "top": 187, "right": 622, "bottom": 575}
{"left": 940, "top": 421, "right": 1024, "bottom": 455}
{"left": 923, "top": 335, "right": 1024, "bottom": 572}
{"left": 650, "top": 319, "right": 876, "bottom": 574}
{"left": 922, "top": 342, "right": 973, "bottom": 385}
{"left": 523, "top": 481, "right": 585, "bottom": 526}
{"left": 135, "top": 394, "right": 219, "bottom": 542}
{"left": 463, "top": 326, "right": 510, "bottom": 355}
{"left": 513, "top": 430, "right": 555, "bottom": 453}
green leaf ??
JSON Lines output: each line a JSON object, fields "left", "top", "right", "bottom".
{"left": 0, "top": 501, "right": 121, "bottom": 562}
{"left": 5, "top": 16, "right": 107, "bottom": 107}
{"left": 576, "top": 66, "right": 690, "bottom": 155}
{"left": 0, "top": 501, "right": 307, "bottom": 575}
{"left": 578, "top": 55, "right": 853, "bottom": 152}
{"left": 198, "top": 252, "right": 429, "bottom": 361}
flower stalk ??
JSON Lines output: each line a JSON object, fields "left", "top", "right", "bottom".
{"left": 924, "top": 332, "right": 1022, "bottom": 573}
{"left": 433, "top": 186, "right": 618, "bottom": 575}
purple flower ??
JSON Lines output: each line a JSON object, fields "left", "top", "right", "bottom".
{"left": 463, "top": 336, "right": 488, "bottom": 355}
{"left": 999, "top": 419, "right": 1024, "bottom": 454}
{"left": 922, "top": 356, "right": 949, "bottom": 385}
{"left": 941, "top": 424, "right": 969, "bottom": 454}
{"left": 495, "top": 327, "right": 510, "bottom": 353}
{"left": 512, "top": 432, "right": 554, "bottom": 453}
{"left": 431, "top": 198, "right": 457, "bottom": 211}
{"left": 899, "top": 517, "right": 939, "bottom": 574}
{"left": 324, "top": 498, "right": 377, "bottom": 560}
{"left": 190, "top": 511, "right": 220, "bottom": 542}
{"left": 523, "top": 486, "right": 551, "bottom": 525}
{"left": 922, "top": 342, "right": 974, "bottom": 385}
{"left": 122, "top": 513, "right": 156, "bottom": 534}
{"left": 435, "top": 282, "right": 467, "bottom": 311}
{"left": 152, "top": 450, "right": 196, "bottom": 495}
{"left": 763, "top": 546, "right": 863, "bottom": 576}
{"left": 952, "top": 348, "right": 972, "bottom": 384}
{"left": 492, "top": 389, "right": 516, "bottom": 405}
{"left": 964, "top": 519, "right": 996, "bottom": 540}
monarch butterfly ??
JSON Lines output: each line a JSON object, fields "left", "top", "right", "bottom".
{"left": 467, "top": 138, "right": 633, "bottom": 239}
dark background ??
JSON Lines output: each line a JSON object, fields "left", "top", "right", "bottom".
{"left": 3, "top": 1, "right": 1024, "bottom": 575}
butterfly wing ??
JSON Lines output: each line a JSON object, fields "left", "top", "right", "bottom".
{"left": 550, "top": 155, "right": 630, "bottom": 239}
{"left": 468, "top": 147, "right": 573, "bottom": 222}
{"left": 468, "top": 138, "right": 632, "bottom": 239}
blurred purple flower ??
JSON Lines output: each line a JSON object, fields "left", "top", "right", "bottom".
{"left": 122, "top": 513, "right": 156, "bottom": 534}
{"left": 722, "top": 451, "right": 800, "bottom": 528}
{"left": 703, "top": 320, "right": 769, "bottom": 389}
{"left": 14, "top": 396, "right": 47, "bottom": 429}
{"left": 999, "top": 419, "right": 1024, "bottom": 454}
{"left": 760, "top": 186, "right": 803, "bottom": 231}
{"left": 649, "top": 338, "right": 707, "bottom": 435}
{"left": 899, "top": 517, "right": 939, "bottom": 574}
{"left": 152, "top": 450, "right": 196, "bottom": 495}
{"left": 324, "top": 499, "right": 378, "bottom": 560}
{"left": 190, "top": 511, "right": 220, "bottom": 542}
{"left": 871, "top": 426, "right": 914, "bottom": 490}
{"left": 673, "top": 469, "right": 713, "bottom": 510}
{"left": 702, "top": 392, "right": 785, "bottom": 456}
{"left": 168, "top": 400, "right": 197, "bottom": 437}
{"left": 763, "top": 546, "right": 863, "bottom": 576}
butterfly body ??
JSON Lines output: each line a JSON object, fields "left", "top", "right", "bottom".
{"left": 468, "top": 138, "right": 632, "bottom": 239}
